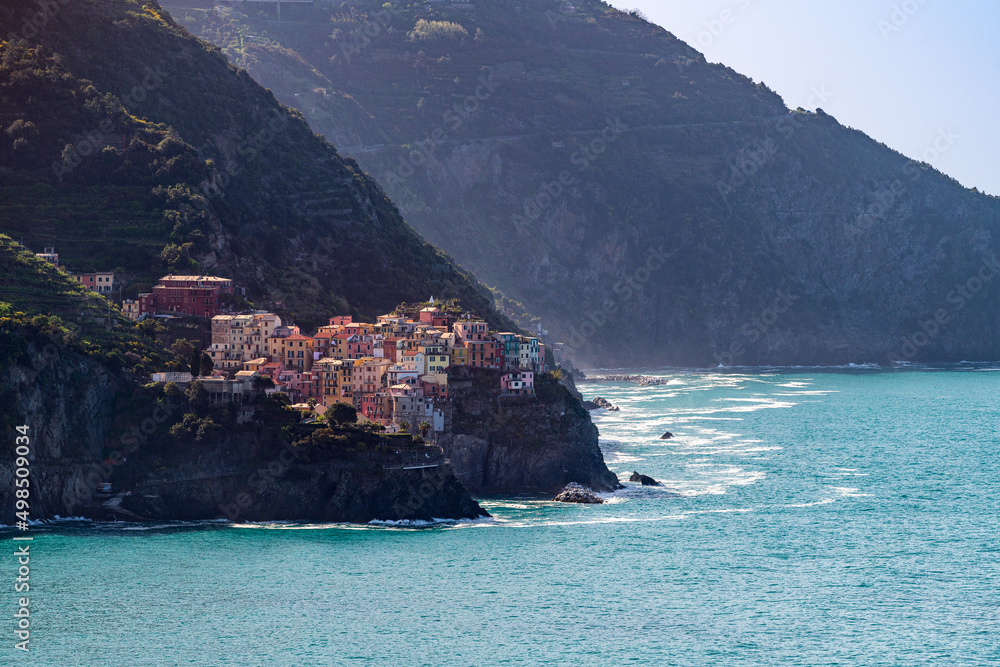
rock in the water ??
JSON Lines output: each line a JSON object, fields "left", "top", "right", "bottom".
{"left": 660, "top": 431, "right": 674, "bottom": 440}
{"left": 586, "top": 397, "right": 619, "bottom": 411}
{"left": 628, "top": 471, "right": 663, "bottom": 486}
{"left": 553, "top": 483, "right": 604, "bottom": 504}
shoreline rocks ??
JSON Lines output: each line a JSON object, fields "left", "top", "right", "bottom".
{"left": 628, "top": 471, "right": 662, "bottom": 487}
{"left": 582, "top": 396, "right": 620, "bottom": 412}
{"left": 553, "top": 483, "right": 604, "bottom": 504}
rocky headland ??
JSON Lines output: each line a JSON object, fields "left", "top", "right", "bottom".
{"left": 438, "top": 367, "right": 621, "bottom": 495}
{"left": 0, "top": 337, "right": 486, "bottom": 524}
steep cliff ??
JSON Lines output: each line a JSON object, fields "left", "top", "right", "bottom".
{"left": 440, "top": 367, "right": 619, "bottom": 494}
{"left": 0, "top": 336, "right": 121, "bottom": 521}
{"left": 0, "top": 336, "right": 486, "bottom": 523}
{"left": 112, "top": 429, "right": 487, "bottom": 524}
{"left": 181, "top": 0, "right": 1000, "bottom": 366}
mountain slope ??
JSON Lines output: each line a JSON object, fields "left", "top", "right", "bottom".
{"left": 178, "top": 0, "right": 1000, "bottom": 366}
{"left": 0, "top": 0, "right": 512, "bottom": 332}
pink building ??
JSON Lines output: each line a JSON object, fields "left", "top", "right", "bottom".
{"left": 501, "top": 370, "right": 535, "bottom": 396}
{"left": 453, "top": 319, "right": 489, "bottom": 342}
{"left": 361, "top": 394, "right": 392, "bottom": 425}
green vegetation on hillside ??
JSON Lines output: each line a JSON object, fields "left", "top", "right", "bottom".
{"left": 0, "top": 234, "right": 171, "bottom": 373}
{"left": 0, "top": 0, "right": 517, "bottom": 334}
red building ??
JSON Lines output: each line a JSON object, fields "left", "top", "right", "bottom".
{"left": 382, "top": 337, "right": 400, "bottom": 364}
{"left": 361, "top": 393, "right": 392, "bottom": 425}
{"left": 465, "top": 339, "right": 497, "bottom": 367}
{"left": 138, "top": 275, "right": 234, "bottom": 319}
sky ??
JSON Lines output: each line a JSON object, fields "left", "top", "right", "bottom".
{"left": 608, "top": 0, "right": 1000, "bottom": 195}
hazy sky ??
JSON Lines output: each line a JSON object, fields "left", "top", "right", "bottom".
{"left": 608, "top": 0, "right": 1000, "bottom": 195}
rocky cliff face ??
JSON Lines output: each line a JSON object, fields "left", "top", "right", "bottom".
{"left": 0, "top": 339, "right": 120, "bottom": 521}
{"left": 0, "top": 336, "right": 486, "bottom": 524}
{"left": 439, "top": 367, "right": 619, "bottom": 494}
{"left": 113, "top": 433, "right": 487, "bottom": 524}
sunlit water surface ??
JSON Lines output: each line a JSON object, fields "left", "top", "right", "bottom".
{"left": 4, "top": 367, "right": 999, "bottom": 665}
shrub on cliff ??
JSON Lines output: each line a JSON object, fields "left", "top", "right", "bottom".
{"left": 407, "top": 19, "right": 468, "bottom": 43}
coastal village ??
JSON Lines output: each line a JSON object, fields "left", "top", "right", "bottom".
{"left": 35, "top": 257, "right": 547, "bottom": 434}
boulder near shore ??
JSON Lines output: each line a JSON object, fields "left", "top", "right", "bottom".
{"left": 582, "top": 397, "right": 620, "bottom": 412}
{"left": 553, "top": 483, "right": 605, "bottom": 504}
{"left": 629, "top": 472, "right": 663, "bottom": 487}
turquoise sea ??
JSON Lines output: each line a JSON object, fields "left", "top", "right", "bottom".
{"left": 4, "top": 367, "right": 1000, "bottom": 665}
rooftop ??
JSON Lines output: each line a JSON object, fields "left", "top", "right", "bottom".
{"left": 159, "top": 275, "right": 232, "bottom": 282}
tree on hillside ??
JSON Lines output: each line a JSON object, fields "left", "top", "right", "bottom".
{"left": 185, "top": 380, "right": 207, "bottom": 408}
{"left": 171, "top": 338, "right": 197, "bottom": 359}
{"left": 324, "top": 402, "right": 357, "bottom": 427}
{"left": 418, "top": 421, "right": 431, "bottom": 438}
{"left": 200, "top": 353, "right": 214, "bottom": 377}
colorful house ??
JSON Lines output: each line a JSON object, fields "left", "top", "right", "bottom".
{"left": 492, "top": 332, "right": 520, "bottom": 370}
{"left": 277, "top": 334, "right": 314, "bottom": 372}
{"left": 361, "top": 393, "right": 393, "bottom": 425}
{"left": 70, "top": 271, "right": 115, "bottom": 294}
{"left": 465, "top": 339, "right": 497, "bottom": 368}
{"left": 501, "top": 370, "right": 535, "bottom": 396}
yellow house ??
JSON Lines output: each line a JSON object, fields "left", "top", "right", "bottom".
{"left": 277, "top": 335, "right": 314, "bottom": 372}
{"left": 314, "top": 358, "right": 354, "bottom": 407}
{"left": 449, "top": 346, "right": 468, "bottom": 367}
{"left": 122, "top": 299, "right": 141, "bottom": 321}
{"left": 244, "top": 357, "right": 268, "bottom": 373}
